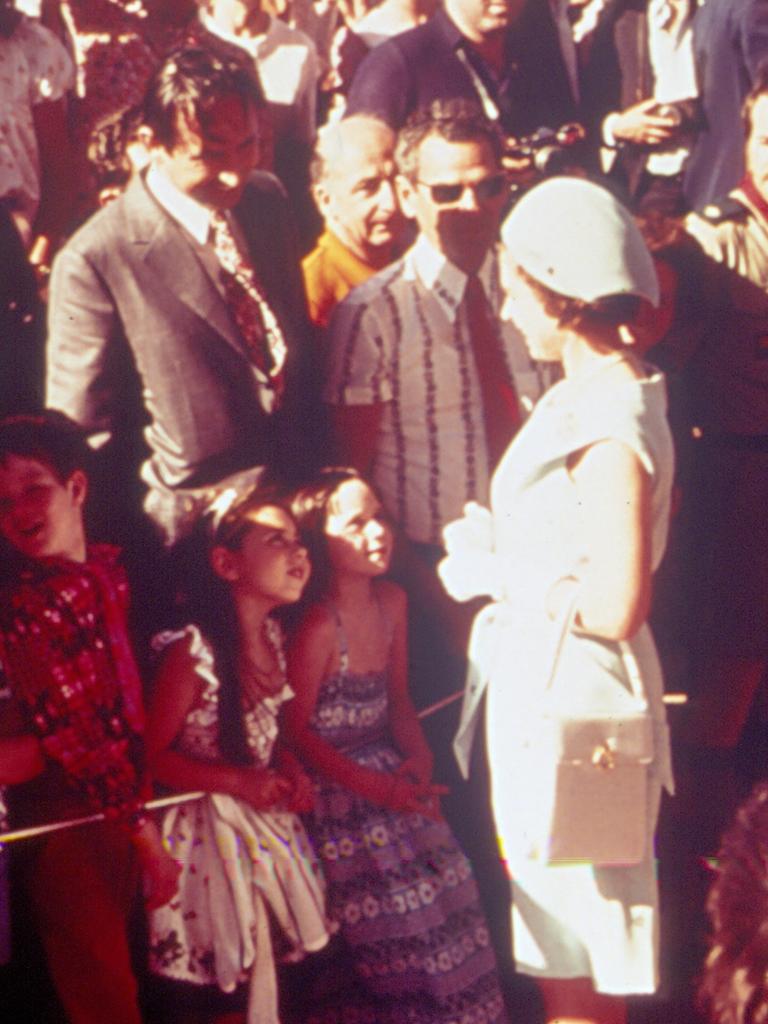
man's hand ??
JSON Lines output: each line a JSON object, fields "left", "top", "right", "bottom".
{"left": 608, "top": 100, "right": 680, "bottom": 147}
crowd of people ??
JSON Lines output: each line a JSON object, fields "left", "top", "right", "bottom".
{"left": 4, "top": 0, "right": 768, "bottom": 1023}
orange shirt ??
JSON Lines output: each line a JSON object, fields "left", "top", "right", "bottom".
{"left": 302, "top": 230, "right": 378, "bottom": 328}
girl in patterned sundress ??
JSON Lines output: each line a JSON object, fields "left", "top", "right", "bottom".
{"left": 144, "top": 483, "right": 335, "bottom": 1024}
{"left": 285, "top": 468, "right": 509, "bottom": 1024}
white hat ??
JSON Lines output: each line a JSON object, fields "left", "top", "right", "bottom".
{"left": 501, "top": 177, "right": 659, "bottom": 305}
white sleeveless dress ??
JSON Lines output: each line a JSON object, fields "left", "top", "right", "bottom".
{"left": 147, "top": 622, "right": 334, "bottom": 1024}
{"left": 440, "top": 360, "right": 675, "bottom": 995}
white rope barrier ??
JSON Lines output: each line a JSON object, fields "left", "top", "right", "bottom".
{"left": 0, "top": 791, "right": 205, "bottom": 846}
{"left": 0, "top": 691, "right": 687, "bottom": 846}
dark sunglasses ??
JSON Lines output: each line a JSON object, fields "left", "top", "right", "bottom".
{"left": 416, "top": 173, "right": 507, "bottom": 206}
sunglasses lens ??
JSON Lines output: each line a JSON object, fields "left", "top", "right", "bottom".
{"left": 423, "top": 175, "right": 507, "bottom": 204}
{"left": 430, "top": 183, "right": 463, "bottom": 204}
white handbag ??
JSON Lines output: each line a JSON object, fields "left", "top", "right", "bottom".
{"left": 541, "top": 601, "right": 654, "bottom": 867}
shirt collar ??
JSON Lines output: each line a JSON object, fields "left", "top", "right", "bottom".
{"left": 146, "top": 162, "right": 212, "bottom": 245}
{"left": 410, "top": 233, "right": 497, "bottom": 323}
{"left": 434, "top": 6, "right": 465, "bottom": 48}
{"left": 323, "top": 229, "right": 380, "bottom": 279}
{"left": 200, "top": 10, "right": 272, "bottom": 55}
{"left": 13, "top": 543, "right": 122, "bottom": 584}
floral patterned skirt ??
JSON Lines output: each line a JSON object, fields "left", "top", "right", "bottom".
{"left": 304, "top": 740, "right": 508, "bottom": 1024}
{"left": 149, "top": 793, "right": 333, "bottom": 996}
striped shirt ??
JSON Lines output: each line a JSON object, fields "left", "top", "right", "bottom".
{"left": 323, "top": 234, "right": 553, "bottom": 545}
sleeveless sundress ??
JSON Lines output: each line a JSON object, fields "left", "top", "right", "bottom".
{"left": 147, "top": 621, "right": 334, "bottom": 1024}
{"left": 302, "top": 605, "right": 509, "bottom": 1024}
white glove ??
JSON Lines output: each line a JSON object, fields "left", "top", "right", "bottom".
{"left": 438, "top": 502, "right": 500, "bottom": 601}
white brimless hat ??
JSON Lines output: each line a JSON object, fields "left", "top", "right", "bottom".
{"left": 501, "top": 176, "right": 659, "bottom": 305}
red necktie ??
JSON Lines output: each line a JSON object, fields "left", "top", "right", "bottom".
{"left": 210, "top": 211, "right": 286, "bottom": 393}
{"left": 464, "top": 273, "right": 521, "bottom": 469}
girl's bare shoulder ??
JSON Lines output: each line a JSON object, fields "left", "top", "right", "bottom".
{"left": 292, "top": 602, "right": 338, "bottom": 649}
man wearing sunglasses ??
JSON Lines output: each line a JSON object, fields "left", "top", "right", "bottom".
{"left": 322, "top": 100, "right": 553, "bottom": 985}
{"left": 323, "top": 99, "right": 548, "bottom": 547}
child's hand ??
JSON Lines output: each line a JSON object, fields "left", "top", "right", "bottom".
{"left": 365, "top": 770, "right": 448, "bottom": 821}
{"left": 395, "top": 752, "right": 434, "bottom": 788}
{"left": 389, "top": 775, "right": 449, "bottom": 821}
{"left": 131, "top": 819, "right": 180, "bottom": 910}
{"left": 143, "top": 846, "right": 182, "bottom": 911}
{"left": 237, "top": 767, "right": 293, "bottom": 810}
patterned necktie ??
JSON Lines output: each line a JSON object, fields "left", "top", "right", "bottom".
{"left": 209, "top": 210, "right": 286, "bottom": 394}
{"left": 464, "top": 273, "right": 521, "bottom": 470}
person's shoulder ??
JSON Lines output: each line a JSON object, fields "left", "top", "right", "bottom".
{"left": 690, "top": 194, "right": 751, "bottom": 227}
{"left": 302, "top": 236, "right": 327, "bottom": 277}
{"left": 345, "top": 18, "right": 442, "bottom": 121}
{"left": 361, "top": 13, "right": 447, "bottom": 68}
{"left": 292, "top": 602, "right": 337, "bottom": 650}
{"left": 684, "top": 191, "right": 756, "bottom": 256}
{"left": 12, "top": 13, "right": 66, "bottom": 56}
{"left": 325, "top": 259, "right": 407, "bottom": 348}
{"left": 265, "top": 14, "right": 316, "bottom": 52}
{"left": 13, "top": 14, "right": 75, "bottom": 96}
{"left": 0, "top": 560, "right": 80, "bottom": 624}
{"left": 302, "top": 238, "right": 334, "bottom": 319}
{"left": 60, "top": 180, "right": 148, "bottom": 256}
{"left": 338, "top": 254, "right": 408, "bottom": 309}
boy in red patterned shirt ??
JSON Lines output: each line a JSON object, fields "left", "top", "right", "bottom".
{"left": 0, "top": 411, "right": 178, "bottom": 1024}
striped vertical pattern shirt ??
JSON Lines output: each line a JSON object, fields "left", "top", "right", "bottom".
{"left": 323, "top": 235, "right": 554, "bottom": 545}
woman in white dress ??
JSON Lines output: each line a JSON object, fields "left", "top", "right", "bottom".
{"left": 439, "top": 177, "right": 675, "bottom": 1024}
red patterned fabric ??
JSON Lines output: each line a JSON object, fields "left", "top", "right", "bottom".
{"left": 0, "top": 545, "right": 149, "bottom": 828}
{"left": 464, "top": 273, "right": 522, "bottom": 468}
{"left": 210, "top": 210, "right": 286, "bottom": 395}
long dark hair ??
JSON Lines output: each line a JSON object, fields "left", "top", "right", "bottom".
{"left": 289, "top": 467, "right": 364, "bottom": 611}
{"left": 171, "top": 483, "right": 292, "bottom": 766}
{"left": 700, "top": 781, "right": 768, "bottom": 1024}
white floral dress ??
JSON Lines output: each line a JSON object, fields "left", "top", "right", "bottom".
{"left": 148, "top": 622, "right": 333, "bottom": 1024}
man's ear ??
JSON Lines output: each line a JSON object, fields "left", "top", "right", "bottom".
{"left": 395, "top": 174, "right": 418, "bottom": 220}
{"left": 68, "top": 469, "right": 88, "bottom": 509}
{"left": 312, "top": 181, "right": 331, "bottom": 216}
{"left": 210, "top": 545, "right": 241, "bottom": 583}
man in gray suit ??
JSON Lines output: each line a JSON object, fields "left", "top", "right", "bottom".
{"left": 47, "top": 48, "right": 319, "bottom": 542}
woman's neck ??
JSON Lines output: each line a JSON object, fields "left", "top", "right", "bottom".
{"left": 560, "top": 329, "right": 633, "bottom": 380}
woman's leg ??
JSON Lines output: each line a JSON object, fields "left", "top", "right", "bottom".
{"left": 537, "top": 976, "right": 627, "bottom": 1024}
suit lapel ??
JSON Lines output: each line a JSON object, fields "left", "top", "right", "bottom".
{"left": 122, "top": 176, "right": 247, "bottom": 358}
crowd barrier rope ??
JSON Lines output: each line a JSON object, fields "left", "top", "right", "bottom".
{"left": 0, "top": 691, "right": 686, "bottom": 846}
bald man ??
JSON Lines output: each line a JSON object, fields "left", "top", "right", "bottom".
{"left": 302, "top": 115, "right": 408, "bottom": 327}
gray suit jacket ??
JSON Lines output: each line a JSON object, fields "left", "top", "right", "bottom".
{"left": 47, "top": 171, "right": 319, "bottom": 501}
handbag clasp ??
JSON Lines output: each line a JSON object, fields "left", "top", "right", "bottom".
{"left": 591, "top": 743, "right": 616, "bottom": 771}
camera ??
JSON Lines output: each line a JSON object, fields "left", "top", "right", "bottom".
{"left": 504, "top": 122, "right": 587, "bottom": 178}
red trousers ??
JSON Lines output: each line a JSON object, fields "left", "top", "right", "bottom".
{"left": 23, "top": 822, "right": 142, "bottom": 1024}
